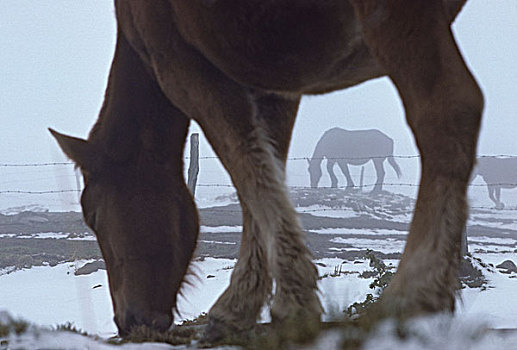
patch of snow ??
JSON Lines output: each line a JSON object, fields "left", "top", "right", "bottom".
{"left": 312, "top": 228, "right": 408, "bottom": 236}
{"left": 199, "top": 240, "right": 237, "bottom": 245}
{"left": 0, "top": 204, "right": 49, "bottom": 216}
{"left": 468, "top": 236, "right": 516, "bottom": 245}
{"left": 176, "top": 258, "right": 236, "bottom": 321}
{"left": 329, "top": 237, "right": 404, "bottom": 254}
{"left": 364, "top": 315, "right": 517, "bottom": 350}
{"left": 470, "top": 244, "right": 515, "bottom": 253}
{"left": 4, "top": 327, "right": 177, "bottom": 349}
{"left": 296, "top": 205, "right": 360, "bottom": 218}
{"left": 468, "top": 211, "right": 517, "bottom": 231}
{"left": 458, "top": 254, "right": 517, "bottom": 329}
{"left": 316, "top": 258, "right": 373, "bottom": 319}
{"left": 200, "top": 225, "right": 242, "bottom": 233}
{"left": 0, "top": 233, "right": 17, "bottom": 238}
{"left": 68, "top": 235, "right": 97, "bottom": 241}
{"left": 0, "top": 260, "right": 116, "bottom": 337}
{"left": 0, "top": 232, "right": 97, "bottom": 241}
{"left": 194, "top": 187, "right": 237, "bottom": 209}
{"left": 2, "top": 252, "right": 517, "bottom": 347}
{"left": 16, "top": 232, "right": 69, "bottom": 239}
{"left": 475, "top": 252, "right": 517, "bottom": 266}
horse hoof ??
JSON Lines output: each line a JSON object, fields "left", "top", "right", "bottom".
{"left": 270, "top": 308, "right": 321, "bottom": 343}
{"left": 201, "top": 317, "right": 251, "bottom": 345}
{"left": 201, "top": 317, "right": 228, "bottom": 344}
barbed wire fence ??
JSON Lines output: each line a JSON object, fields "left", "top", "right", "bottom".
{"left": 1, "top": 154, "right": 517, "bottom": 211}
{"left": 2, "top": 153, "right": 517, "bottom": 166}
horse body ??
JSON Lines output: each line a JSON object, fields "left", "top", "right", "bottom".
{"left": 308, "top": 128, "right": 401, "bottom": 191}
{"left": 160, "top": 1, "right": 383, "bottom": 93}
{"left": 51, "top": 0, "right": 484, "bottom": 340}
{"left": 472, "top": 157, "right": 517, "bottom": 208}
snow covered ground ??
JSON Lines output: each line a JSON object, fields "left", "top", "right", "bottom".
{"left": 2, "top": 188, "right": 517, "bottom": 348}
{"left": 2, "top": 253, "right": 517, "bottom": 348}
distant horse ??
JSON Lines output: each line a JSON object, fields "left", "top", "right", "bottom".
{"left": 50, "top": 0, "right": 482, "bottom": 341}
{"left": 471, "top": 157, "right": 517, "bottom": 209}
{"left": 307, "top": 128, "right": 401, "bottom": 192}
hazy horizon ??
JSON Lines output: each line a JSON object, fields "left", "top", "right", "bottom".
{"left": 1, "top": 0, "right": 516, "bottom": 211}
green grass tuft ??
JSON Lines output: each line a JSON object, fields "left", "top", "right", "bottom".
{"left": 345, "top": 250, "right": 394, "bottom": 319}
{"left": 53, "top": 322, "right": 88, "bottom": 336}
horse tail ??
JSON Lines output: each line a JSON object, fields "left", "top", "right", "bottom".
{"left": 387, "top": 156, "right": 402, "bottom": 178}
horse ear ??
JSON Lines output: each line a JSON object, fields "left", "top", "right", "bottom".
{"left": 49, "top": 128, "right": 95, "bottom": 170}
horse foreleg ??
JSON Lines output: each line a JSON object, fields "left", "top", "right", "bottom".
{"left": 350, "top": 0, "right": 483, "bottom": 319}
{"left": 327, "top": 159, "right": 339, "bottom": 188}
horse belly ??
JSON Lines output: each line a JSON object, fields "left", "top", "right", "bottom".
{"left": 170, "top": 1, "right": 374, "bottom": 92}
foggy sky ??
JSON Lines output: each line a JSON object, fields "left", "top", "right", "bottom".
{"left": 0, "top": 1, "right": 516, "bottom": 211}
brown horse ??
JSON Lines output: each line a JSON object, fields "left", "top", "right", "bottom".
{"left": 50, "top": 0, "right": 483, "bottom": 340}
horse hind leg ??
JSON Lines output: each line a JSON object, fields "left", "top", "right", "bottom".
{"left": 199, "top": 93, "right": 321, "bottom": 340}
{"left": 350, "top": 0, "right": 483, "bottom": 319}
{"left": 250, "top": 94, "right": 322, "bottom": 330}
{"left": 487, "top": 185, "right": 498, "bottom": 207}
{"left": 494, "top": 186, "right": 504, "bottom": 209}
{"left": 336, "top": 160, "right": 355, "bottom": 191}
{"left": 371, "top": 158, "right": 386, "bottom": 193}
{"left": 189, "top": 93, "right": 321, "bottom": 341}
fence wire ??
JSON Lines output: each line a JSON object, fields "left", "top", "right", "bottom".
{"left": 2, "top": 155, "right": 517, "bottom": 212}
{"left": 2, "top": 154, "right": 517, "bottom": 166}
{"left": 2, "top": 181, "right": 516, "bottom": 194}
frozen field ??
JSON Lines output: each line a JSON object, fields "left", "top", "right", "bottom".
{"left": 2, "top": 254, "right": 517, "bottom": 349}
{"left": 1, "top": 189, "right": 517, "bottom": 348}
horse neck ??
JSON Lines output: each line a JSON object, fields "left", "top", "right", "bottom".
{"left": 309, "top": 138, "right": 326, "bottom": 165}
{"left": 87, "top": 34, "right": 189, "bottom": 179}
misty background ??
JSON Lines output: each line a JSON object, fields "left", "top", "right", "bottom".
{"left": 0, "top": 0, "right": 516, "bottom": 212}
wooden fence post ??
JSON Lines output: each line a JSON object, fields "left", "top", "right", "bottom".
{"left": 461, "top": 227, "right": 469, "bottom": 256}
{"left": 75, "top": 168, "right": 82, "bottom": 203}
{"left": 187, "top": 133, "right": 199, "bottom": 196}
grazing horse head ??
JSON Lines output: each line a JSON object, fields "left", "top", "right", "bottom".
{"left": 307, "top": 158, "right": 323, "bottom": 189}
{"left": 50, "top": 105, "right": 198, "bottom": 334}
{"left": 51, "top": 0, "right": 484, "bottom": 341}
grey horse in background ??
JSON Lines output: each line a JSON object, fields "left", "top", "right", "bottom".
{"left": 307, "top": 128, "right": 401, "bottom": 192}
{"left": 471, "top": 157, "right": 517, "bottom": 209}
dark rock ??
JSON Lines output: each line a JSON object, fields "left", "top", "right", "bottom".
{"left": 358, "top": 270, "right": 377, "bottom": 279}
{"left": 496, "top": 260, "right": 517, "bottom": 273}
{"left": 74, "top": 260, "right": 106, "bottom": 276}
